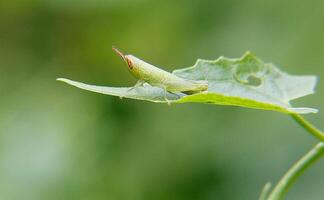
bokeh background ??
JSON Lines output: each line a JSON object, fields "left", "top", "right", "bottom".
{"left": 0, "top": 0, "right": 323, "bottom": 200}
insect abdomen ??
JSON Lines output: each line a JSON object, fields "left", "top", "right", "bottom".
{"left": 164, "top": 78, "right": 208, "bottom": 93}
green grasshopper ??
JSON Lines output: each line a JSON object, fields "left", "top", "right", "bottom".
{"left": 112, "top": 47, "right": 208, "bottom": 104}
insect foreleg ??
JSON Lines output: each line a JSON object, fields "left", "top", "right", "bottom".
{"left": 120, "top": 80, "right": 145, "bottom": 99}
{"left": 127, "top": 80, "right": 145, "bottom": 92}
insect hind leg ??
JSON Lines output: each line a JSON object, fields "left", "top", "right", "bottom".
{"left": 161, "top": 86, "right": 173, "bottom": 106}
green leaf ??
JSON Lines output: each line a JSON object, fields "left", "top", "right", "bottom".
{"left": 57, "top": 52, "right": 317, "bottom": 114}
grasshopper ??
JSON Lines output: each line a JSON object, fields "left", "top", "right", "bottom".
{"left": 112, "top": 47, "right": 208, "bottom": 104}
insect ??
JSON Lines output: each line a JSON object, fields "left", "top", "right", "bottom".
{"left": 112, "top": 47, "right": 208, "bottom": 104}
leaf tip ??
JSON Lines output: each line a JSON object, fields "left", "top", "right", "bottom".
{"left": 241, "top": 51, "right": 257, "bottom": 60}
{"left": 288, "top": 107, "right": 319, "bottom": 114}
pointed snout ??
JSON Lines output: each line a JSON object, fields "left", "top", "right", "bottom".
{"left": 112, "top": 46, "right": 133, "bottom": 69}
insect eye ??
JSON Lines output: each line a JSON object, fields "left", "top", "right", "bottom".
{"left": 125, "top": 58, "right": 134, "bottom": 69}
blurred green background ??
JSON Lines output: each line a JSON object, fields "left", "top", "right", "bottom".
{"left": 0, "top": 0, "right": 323, "bottom": 199}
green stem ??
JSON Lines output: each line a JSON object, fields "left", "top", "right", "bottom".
{"left": 267, "top": 142, "right": 324, "bottom": 200}
{"left": 266, "top": 114, "right": 324, "bottom": 200}
{"left": 290, "top": 114, "right": 324, "bottom": 141}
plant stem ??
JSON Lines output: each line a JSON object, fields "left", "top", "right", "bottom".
{"left": 265, "top": 114, "right": 324, "bottom": 200}
{"left": 290, "top": 114, "right": 324, "bottom": 141}
{"left": 267, "top": 142, "right": 324, "bottom": 200}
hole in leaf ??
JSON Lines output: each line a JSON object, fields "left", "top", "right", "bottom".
{"left": 246, "top": 75, "right": 262, "bottom": 86}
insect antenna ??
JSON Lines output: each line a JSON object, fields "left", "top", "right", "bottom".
{"left": 112, "top": 46, "right": 127, "bottom": 62}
